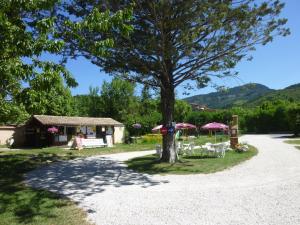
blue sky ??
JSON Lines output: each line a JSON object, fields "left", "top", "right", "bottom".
{"left": 60, "top": 0, "right": 300, "bottom": 98}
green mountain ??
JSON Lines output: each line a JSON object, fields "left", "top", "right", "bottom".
{"left": 246, "top": 83, "right": 300, "bottom": 107}
{"left": 183, "top": 83, "right": 274, "bottom": 109}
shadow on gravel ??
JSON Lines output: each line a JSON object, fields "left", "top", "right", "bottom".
{"left": 26, "top": 157, "right": 169, "bottom": 202}
{"left": 271, "top": 134, "right": 296, "bottom": 139}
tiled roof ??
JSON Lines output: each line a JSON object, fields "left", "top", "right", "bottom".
{"left": 33, "top": 115, "right": 123, "bottom": 126}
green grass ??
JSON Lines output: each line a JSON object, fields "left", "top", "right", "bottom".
{"left": 0, "top": 142, "right": 155, "bottom": 225}
{"left": 192, "top": 135, "right": 229, "bottom": 146}
{"left": 0, "top": 137, "right": 232, "bottom": 223}
{"left": 126, "top": 146, "right": 257, "bottom": 175}
{"left": 284, "top": 139, "right": 300, "bottom": 145}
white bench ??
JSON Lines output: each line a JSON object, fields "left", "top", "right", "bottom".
{"left": 81, "top": 138, "right": 107, "bottom": 148}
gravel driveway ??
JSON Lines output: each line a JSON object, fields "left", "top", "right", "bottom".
{"left": 26, "top": 135, "right": 300, "bottom": 225}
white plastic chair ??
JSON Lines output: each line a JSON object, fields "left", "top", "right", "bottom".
{"left": 215, "top": 143, "right": 226, "bottom": 158}
{"left": 156, "top": 144, "right": 162, "bottom": 158}
{"left": 176, "top": 141, "right": 183, "bottom": 154}
{"left": 202, "top": 143, "right": 215, "bottom": 156}
{"left": 187, "top": 142, "right": 195, "bottom": 155}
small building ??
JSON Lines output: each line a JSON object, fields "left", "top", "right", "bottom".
{"left": 0, "top": 125, "right": 25, "bottom": 147}
{"left": 190, "top": 103, "right": 216, "bottom": 112}
{"left": 0, "top": 126, "right": 16, "bottom": 145}
{"left": 24, "top": 115, "right": 125, "bottom": 147}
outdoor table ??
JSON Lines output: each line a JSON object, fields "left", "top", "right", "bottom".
{"left": 130, "top": 136, "right": 141, "bottom": 144}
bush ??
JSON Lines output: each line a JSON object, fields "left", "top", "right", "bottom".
{"left": 141, "top": 134, "right": 162, "bottom": 144}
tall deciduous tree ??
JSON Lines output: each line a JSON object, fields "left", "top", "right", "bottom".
{"left": 100, "top": 78, "right": 136, "bottom": 122}
{"left": 0, "top": 0, "right": 77, "bottom": 123}
{"left": 62, "top": 0, "right": 289, "bottom": 162}
{"left": 0, "top": 0, "right": 130, "bottom": 123}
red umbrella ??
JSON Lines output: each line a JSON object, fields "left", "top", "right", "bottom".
{"left": 152, "top": 123, "right": 196, "bottom": 132}
{"left": 151, "top": 125, "right": 163, "bottom": 132}
{"left": 201, "top": 122, "right": 228, "bottom": 130}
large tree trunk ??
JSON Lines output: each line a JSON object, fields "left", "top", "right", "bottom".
{"left": 160, "top": 85, "right": 177, "bottom": 163}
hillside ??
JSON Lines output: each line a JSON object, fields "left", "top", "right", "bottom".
{"left": 246, "top": 83, "right": 300, "bottom": 107}
{"left": 183, "top": 83, "right": 274, "bottom": 109}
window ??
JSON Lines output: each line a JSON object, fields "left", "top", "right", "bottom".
{"left": 66, "top": 127, "right": 76, "bottom": 135}
{"left": 58, "top": 126, "right": 65, "bottom": 135}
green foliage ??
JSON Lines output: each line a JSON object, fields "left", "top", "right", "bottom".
{"left": 246, "top": 83, "right": 300, "bottom": 107}
{"left": 184, "top": 83, "right": 273, "bottom": 109}
{"left": 0, "top": 0, "right": 130, "bottom": 124}
{"left": 66, "top": 0, "right": 289, "bottom": 91}
{"left": 287, "top": 105, "right": 300, "bottom": 136}
{"left": 174, "top": 100, "right": 193, "bottom": 122}
{"left": 100, "top": 78, "right": 136, "bottom": 122}
{"left": 73, "top": 87, "right": 102, "bottom": 117}
{"left": 141, "top": 134, "right": 162, "bottom": 144}
{"left": 0, "top": 100, "right": 29, "bottom": 125}
{"left": 17, "top": 74, "right": 75, "bottom": 116}
{"left": 0, "top": 0, "right": 77, "bottom": 123}
{"left": 61, "top": 0, "right": 289, "bottom": 162}
{"left": 185, "top": 99, "right": 299, "bottom": 134}
{"left": 184, "top": 82, "right": 300, "bottom": 109}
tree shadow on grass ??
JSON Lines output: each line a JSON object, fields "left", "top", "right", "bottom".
{"left": 183, "top": 155, "right": 218, "bottom": 159}
{"left": 0, "top": 152, "right": 168, "bottom": 224}
{"left": 0, "top": 153, "right": 83, "bottom": 224}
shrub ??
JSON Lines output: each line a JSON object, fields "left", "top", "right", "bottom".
{"left": 141, "top": 134, "right": 162, "bottom": 144}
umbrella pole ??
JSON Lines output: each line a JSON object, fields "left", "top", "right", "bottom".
{"left": 215, "top": 131, "right": 217, "bottom": 143}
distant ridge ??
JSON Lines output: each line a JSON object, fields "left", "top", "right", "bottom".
{"left": 183, "top": 83, "right": 273, "bottom": 109}
{"left": 246, "top": 83, "right": 300, "bottom": 107}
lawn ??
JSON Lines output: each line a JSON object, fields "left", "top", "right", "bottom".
{"left": 0, "top": 142, "right": 155, "bottom": 225}
{"left": 192, "top": 134, "right": 229, "bottom": 146}
{"left": 0, "top": 136, "right": 229, "bottom": 224}
{"left": 284, "top": 139, "right": 300, "bottom": 145}
{"left": 126, "top": 146, "right": 257, "bottom": 175}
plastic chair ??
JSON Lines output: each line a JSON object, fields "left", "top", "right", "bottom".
{"left": 215, "top": 143, "right": 226, "bottom": 158}
{"left": 156, "top": 144, "right": 162, "bottom": 158}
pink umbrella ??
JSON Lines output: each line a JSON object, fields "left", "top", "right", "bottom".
{"left": 201, "top": 122, "right": 228, "bottom": 130}
{"left": 152, "top": 123, "right": 197, "bottom": 132}
{"left": 176, "top": 123, "right": 197, "bottom": 129}
{"left": 47, "top": 127, "right": 58, "bottom": 134}
{"left": 201, "top": 122, "right": 228, "bottom": 142}
{"left": 151, "top": 125, "right": 163, "bottom": 132}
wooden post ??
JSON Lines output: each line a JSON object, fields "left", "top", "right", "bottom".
{"left": 230, "top": 115, "right": 239, "bottom": 148}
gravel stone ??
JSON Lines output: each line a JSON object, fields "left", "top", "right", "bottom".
{"left": 26, "top": 134, "right": 300, "bottom": 225}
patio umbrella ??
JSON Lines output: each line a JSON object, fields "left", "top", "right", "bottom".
{"left": 151, "top": 123, "right": 196, "bottom": 132}
{"left": 132, "top": 123, "right": 142, "bottom": 129}
{"left": 176, "top": 122, "right": 197, "bottom": 129}
{"left": 132, "top": 123, "right": 142, "bottom": 139}
{"left": 201, "top": 122, "right": 228, "bottom": 142}
{"left": 151, "top": 125, "right": 163, "bottom": 132}
{"left": 201, "top": 122, "right": 228, "bottom": 130}
{"left": 47, "top": 127, "right": 58, "bottom": 134}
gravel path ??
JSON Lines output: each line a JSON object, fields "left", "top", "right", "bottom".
{"left": 26, "top": 135, "right": 300, "bottom": 225}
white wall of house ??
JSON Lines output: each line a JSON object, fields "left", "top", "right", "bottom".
{"left": 0, "top": 126, "right": 15, "bottom": 145}
{"left": 114, "top": 126, "right": 125, "bottom": 143}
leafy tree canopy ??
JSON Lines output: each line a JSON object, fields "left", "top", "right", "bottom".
{"left": 0, "top": 0, "right": 132, "bottom": 124}
{"left": 62, "top": 0, "right": 289, "bottom": 162}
